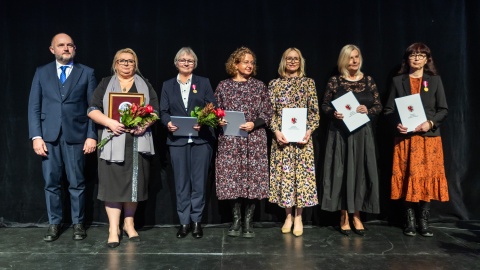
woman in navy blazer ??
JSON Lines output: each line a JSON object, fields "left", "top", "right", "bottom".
{"left": 160, "top": 47, "right": 216, "bottom": 239}
{"left": 384, "top": 43, "right": 449, "bottom": 237}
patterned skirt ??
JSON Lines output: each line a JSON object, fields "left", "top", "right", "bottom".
{"left": 391, "top": 135, "right": 449, "bottom": 202}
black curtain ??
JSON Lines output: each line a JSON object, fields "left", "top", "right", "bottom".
{"left": 1, "top": 0, "right": 478, "bottom": 226}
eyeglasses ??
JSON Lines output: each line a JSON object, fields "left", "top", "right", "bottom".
{"left": 408, "top": 53, "right": 427, "bottom": 60}
{"left": 117, "top": 59, "right": 135, "bottom": 65}
{"left": 285, "top": 57, "right": 300, "bottom": 63}
{"left": 178, "top": 59, "right": 195, "bottom": 65}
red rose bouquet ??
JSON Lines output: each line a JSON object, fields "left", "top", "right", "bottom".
{"left": 190, "top": 102, "right": 225, "bottom": 128}
{"left": 97, "top": 103, "right": 159, "bottom": 149}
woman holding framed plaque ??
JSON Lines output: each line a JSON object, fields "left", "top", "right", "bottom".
{"left": 88, "top": 48, "right": 159, "bottom": 248}
{"left": 214, "top": 47, "right": 272, "bottom": 238}
{"left": 384, "top": 43, "right": 448, "bottom": 237}
{"left": 320, "top": 44, "right": 382, "bottom": 236}
{"left": 269, "top": 47, "right": 320, "bottom": 237}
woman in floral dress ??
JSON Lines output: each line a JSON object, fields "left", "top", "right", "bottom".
{"left": 269, "top": 47, "right": 320, "bottom": 237}
{"left": 215, "top": 47, "right": 272, "bottom": 238}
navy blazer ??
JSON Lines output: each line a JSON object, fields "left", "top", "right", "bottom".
{"left": 160, "top": 74, "right": 216, "bottom": 146}
{"left": 384, "top": 74, "right": 448, "bottom": 136}
{"left": 28, "top": 61, "right": 98, "bottom": 143}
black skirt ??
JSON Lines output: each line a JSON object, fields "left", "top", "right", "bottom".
{"left": 97, "top": 132, "right": 151, "bottom": 202}
{"left": 320, "top": 122, "right": 380, "bottom": 214}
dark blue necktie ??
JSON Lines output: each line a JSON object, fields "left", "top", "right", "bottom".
{"left": 60, "top": 66, "right": 68, "bottom": 84}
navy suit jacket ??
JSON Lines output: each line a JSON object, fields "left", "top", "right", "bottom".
{"left": 384, "top": 74, "right": 448, "bottom": 137}
{"left": 160, "top": 74, "right": 216, "bottom": 146}
{"left": 28, "top": 61, "right": 98, "bottom": 143}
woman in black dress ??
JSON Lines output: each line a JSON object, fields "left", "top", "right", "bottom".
{"left": 88, "top": 48, "right": 158, "bottom": 247}
{"left": 321, "top": 44, "right": 381, "bottom": 236}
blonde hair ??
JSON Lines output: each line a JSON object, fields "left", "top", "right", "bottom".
{"left": 278, "top": 47, "right": 306, "bottom": 78}
{"left": 225, "top": 47, "right": 257, "bottom": 77}
{"left": 337, "top": 44, "right": 363, "bottom": 78}
{"left": 112, "top": 48, "right": 140, "bottom": 74}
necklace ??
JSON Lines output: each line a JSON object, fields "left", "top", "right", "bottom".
{"left": 118, "top": 75, "right": 134, "bottom": 93}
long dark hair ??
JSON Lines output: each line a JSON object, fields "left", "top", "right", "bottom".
{"left": 398, "top": 43, "right": 438, "bottom": 75}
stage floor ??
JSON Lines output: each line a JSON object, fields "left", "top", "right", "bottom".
{"left": 0, "top": 222, "right": 479, "bottom": 269}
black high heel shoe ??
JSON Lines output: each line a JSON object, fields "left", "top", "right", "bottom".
{"left": 351, "top": 216, "right": 366, "bottom": 236}
{"left": 339, "top": 214, "right": 351, "bottom": 236}
{"left": 123, "top": 227, "right": 141, "bottom": 242}
{"left": 107, "top": 231, "right": 121, "bottom": 248}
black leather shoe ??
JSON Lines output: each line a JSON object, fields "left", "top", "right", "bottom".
{"left": 351, "top": 219, "right": 366, "bottom": 236}
{"left": 44, "top": 224, "right": 61, "bottom": 242}
{"left": 72, "top": 224, "right": 87, "bottom": 240}
{"left": 107, "top": 241, "right": 120, "bottom": 248}
{"left": 176, "top": 224, "right": 190, "bottom": 238}
{"left": 192, "top": 222, "right": 203, "bottom": 239}
{"left": 339, "top": 228, "right": 351, "bottom": 236}
{"left": 123, "top": 229, "right": 141, "bottom": 242}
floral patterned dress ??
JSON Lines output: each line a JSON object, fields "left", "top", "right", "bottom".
{"left": 269, "top": 76, "right": 320, "bottom": 208}
{"left": 215, "top": 78, "right": 273, "bottom": 200}
{"left": 320, "top": 75, "right": 381, "bottom": 214}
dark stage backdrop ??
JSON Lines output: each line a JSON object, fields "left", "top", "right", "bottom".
{"left": 1, "top": 0, "right": 478, "bottom": 227}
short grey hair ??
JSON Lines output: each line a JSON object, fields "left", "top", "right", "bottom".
{"left": 174, "top": 47, "right": 198, "bottom": 69}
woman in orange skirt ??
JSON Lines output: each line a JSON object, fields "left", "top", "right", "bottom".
{"left": 384, "top": 43, "right": 448, "bottom": 237}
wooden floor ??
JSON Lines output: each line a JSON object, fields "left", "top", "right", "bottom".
{"left": 0, "top": 222, "right": 479, "bottom": 270}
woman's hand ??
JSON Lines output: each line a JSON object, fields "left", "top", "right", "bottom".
{"left": 131, "top": 125, "right": 147, "bottom": 136}
{"left": 218, "top": 119, "right": 228, "bottom": 127}
{"left": 193, "top": 124, "right": 201, "bottom": 131}
{"left": 415, "top": 121, "right": 431, "bottom": 133}
{"left": 275, "top": 130, "right": 289, "bottom": 146}
{"left": 106, "top": 119, "right": 126, "bottom": 135}
{"left": 239, "top": 122, "right": 254, "bottom": 132}
{"left": 297, "top": 130, "right": 312, "bottom": 145}
{"left": 167, "top": 121, "right": 178, "bottom": 133}
{"left": 397, "top": 123, "right": 408, "bottom": 134}
{"left": 333, "top": 111, "right": 344, "bottom": 120}
{"left": 356, "top": 105, "right": 368, "bottom": 114}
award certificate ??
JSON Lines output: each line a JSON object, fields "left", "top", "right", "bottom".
{"left": 222, "top": 111, "right": 248, "bottom": 137}
{"left": 170, "top": 116, "right": 198, "bottom": 137}
{"left": 395, "top": 94, "right": 427, "bottom": 132}
{"left": 331, "top": 91, "right": 370, "bottom": 132}
{"left": 281, "top": 108, "right": 307, "bottom": 142}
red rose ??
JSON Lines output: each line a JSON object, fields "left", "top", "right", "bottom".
{"left": 215, "top": 108, "right": 226, "bottom": 118}
{"left": 145, "top": 104, "right": 154, "bottom": 114}
{"left": 131, "top": 103, "right": 138, "bottom": 114}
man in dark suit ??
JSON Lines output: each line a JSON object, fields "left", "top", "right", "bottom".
{"left": 28, "top": 33, "right": 97, "bottom": 242}
{"left": 160, "top": 47, "right": 216, "bottom": 239}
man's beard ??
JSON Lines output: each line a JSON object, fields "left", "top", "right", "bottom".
{"left": 56, "top": 52, "right": 75, "bottom": 63}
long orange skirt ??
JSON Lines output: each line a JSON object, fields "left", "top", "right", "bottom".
{"left": 391, "top": 135, "right": 449, "bottom": 202}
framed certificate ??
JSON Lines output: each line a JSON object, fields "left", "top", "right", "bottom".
{"left": 281, "top": 108, "right": 307, "bottom": 142}
{"left": 395, "top": 94, "right": 427, "bottom": 132}
{"left": 170, "top": 116, "right": 198, "bottom": 137}
{"left": 331, "top": 91, "right": 370, "bottom": 132}
{"left": 108, "top": 92, "right": 144, "bottom": 122}
{"left": 222, "top": 111, "right": 248, "bottom": 137}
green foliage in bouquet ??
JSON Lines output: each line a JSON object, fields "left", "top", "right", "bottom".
{"left": 190, "top": 103, "right": 225, "bottom": 128}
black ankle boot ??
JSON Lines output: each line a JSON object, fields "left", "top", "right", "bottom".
{"left": 418, "top": 202, "right": 433, "bottom": 237}
{"left": 242, "top": 203, "right": 255, "bottom": 238}
{"left": 404, "top": 208, "right": 416, "bottom": 236}
{"left": 227, "top": 202, "right": 242, "bottom": 237}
